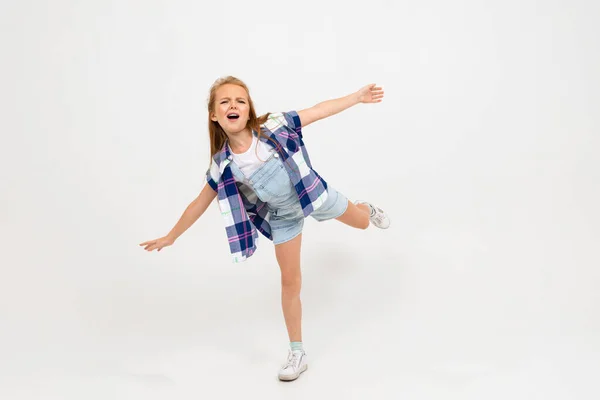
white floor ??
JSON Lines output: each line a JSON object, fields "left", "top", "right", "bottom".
{"left": 2, "top": 228, "right": 599, "bottom": 400}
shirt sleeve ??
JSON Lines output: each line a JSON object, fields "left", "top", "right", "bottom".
{"left": 282, "top": 110, "right": 303, "bottom": 138}
{"left": 205, "top": 160, "right": 219, "bottom": 192}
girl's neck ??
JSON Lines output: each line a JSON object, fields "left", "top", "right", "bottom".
{"left": 227, "top": 128, "right": 254, "bottom": 154}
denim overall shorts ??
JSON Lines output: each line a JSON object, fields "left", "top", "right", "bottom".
{"left": 228, "top": 152, "right": 349, "bottom": 245}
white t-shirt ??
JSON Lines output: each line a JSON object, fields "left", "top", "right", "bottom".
{"left": 231, "top": 135, "right": 275, "bottom": 179}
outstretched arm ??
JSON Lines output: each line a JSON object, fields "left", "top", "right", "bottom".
{"left": 297, "top": 83, "right": 384, "bottom": 128}
{"left": 139, "top": 183, "right": 217, "bottom": 252}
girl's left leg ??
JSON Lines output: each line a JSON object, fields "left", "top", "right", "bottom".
{"left": 274, "top": 233, "right": 303, "bottom": 343}
{"left": 335, "top": 200, "right": 371, "bottom": 229}
{"left": 274, "top": 233, "right": 309, "bottom": 381}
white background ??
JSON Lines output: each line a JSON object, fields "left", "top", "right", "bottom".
{"left": 1, "top": 0, "right": 599, "bottom": 398}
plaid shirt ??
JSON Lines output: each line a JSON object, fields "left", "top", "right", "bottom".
{"left": 206, "top": 111, "right": 329, "bottom": 263}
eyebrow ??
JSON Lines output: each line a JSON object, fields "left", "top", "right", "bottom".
{"left": 219, "top": 97, "right": 247, "bottom": 100}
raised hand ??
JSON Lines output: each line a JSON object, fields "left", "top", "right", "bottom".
{"left": 356, "top": 83, "right": 384, "bottom": 104}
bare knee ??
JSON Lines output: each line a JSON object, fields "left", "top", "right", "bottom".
{"left": 275, "top": 234, "right": 302, "bottom": 296}
{"left": 281, "top": 270, "right": 300, "bottom": 288}
{"left": 281, "top": 274, "right": 301, "bottom": 296}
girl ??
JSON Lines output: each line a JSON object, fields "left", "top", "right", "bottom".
{"left": 140, "top": 76, "right": 390, "bottom": 381}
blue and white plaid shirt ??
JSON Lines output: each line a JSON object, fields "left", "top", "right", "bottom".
{"left": 206, "top": 111, "right": 329, "bottom": 263}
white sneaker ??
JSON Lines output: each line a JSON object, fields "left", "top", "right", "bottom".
{"left": 278, "top": 349, "right": 308, "bottom": 381}
{"left": 354, "top": 200, "right": 391, "bottom": 229}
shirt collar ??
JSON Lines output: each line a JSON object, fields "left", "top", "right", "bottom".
{"left": 215, "top": 130, "right": 270, "bottom": 171}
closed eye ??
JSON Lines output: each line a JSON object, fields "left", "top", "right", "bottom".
{"left": 220, "top": 98, "right": 246, "bottom": 104}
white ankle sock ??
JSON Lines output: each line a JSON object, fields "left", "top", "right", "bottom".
{"left": 290, "top": 341, "right": 303, "bottom": 352}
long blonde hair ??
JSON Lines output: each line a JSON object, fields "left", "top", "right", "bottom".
{"left": 206, "top": 76, "right": 278, "bottom": 166}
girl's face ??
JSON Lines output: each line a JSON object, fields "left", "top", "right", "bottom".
{"left": 211, "top": 84, "right": 251, "bottom": 135}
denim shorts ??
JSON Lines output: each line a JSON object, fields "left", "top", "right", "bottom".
{"left": 229, "top": 152, "right": 349, "bottom": 245}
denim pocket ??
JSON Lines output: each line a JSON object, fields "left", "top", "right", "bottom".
{"left": 258, "top": 163, "right": 293, "bottom": 198}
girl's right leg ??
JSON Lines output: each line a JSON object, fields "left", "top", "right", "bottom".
{"left": 335, "top": 200, "right": 371, "bottom": 229}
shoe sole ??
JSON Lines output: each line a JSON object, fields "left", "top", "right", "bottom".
{"left": 278, "top": 364, "right": 308, "bottom": 381}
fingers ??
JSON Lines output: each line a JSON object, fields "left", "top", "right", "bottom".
{"left": 367, "top": 94, "right": 384, "bottom": 103}
{"left": 139, "top": 239, "right": 169, "bottom": 252}
{"left": 369, "top": 86, "right": 384, "bottom": 103}
{"left": 139, "top": 240, "right": 158, "bottom": 251}
{"left": 366, "top": 83, "right": 382, "bottom": 91}
{"left": 369, "top": 84, "right": 384, "bottom": 92}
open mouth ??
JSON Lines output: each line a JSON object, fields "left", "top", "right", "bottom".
{"left": 227, "top": 113, "right": 240, "bottom": 120}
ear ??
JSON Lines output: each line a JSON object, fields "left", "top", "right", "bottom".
{"left": 210, "top": 113, "right": 218, "bottom": 122}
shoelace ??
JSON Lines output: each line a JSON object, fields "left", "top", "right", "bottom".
{"left": 283, "top": 351, "right": 300, "bottom": 369}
